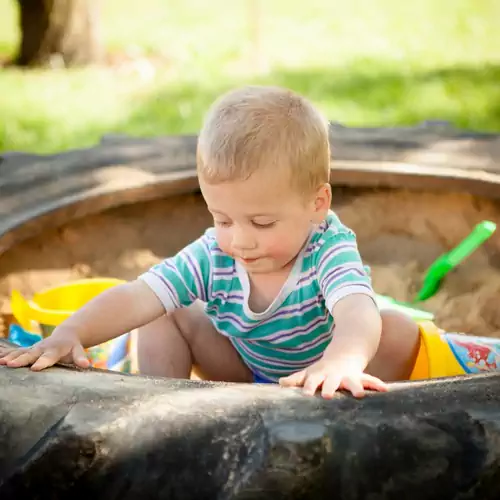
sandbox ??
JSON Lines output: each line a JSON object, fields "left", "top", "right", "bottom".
{"left": 1, "top": 123, "right": 500, "bottom": 499}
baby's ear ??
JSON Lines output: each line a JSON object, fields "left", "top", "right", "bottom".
{"left": 311, "top": 183, "right": 332, "bottom": 222}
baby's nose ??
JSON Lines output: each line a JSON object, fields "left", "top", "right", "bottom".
{"left": 232, "top": 227, "right": 257, "bottom": 250}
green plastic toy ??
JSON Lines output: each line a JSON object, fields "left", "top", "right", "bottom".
{"left": 376, "top": 220, "right": 496, "bottom": 320}
{"left": 414, "top": 220, "right": 496, "bottom": 302}
{"left": 375, "top": 294, "right": 435, "bottom": 321}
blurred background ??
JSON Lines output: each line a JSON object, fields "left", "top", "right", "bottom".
{"left": 0, "top": 0, "right": 499, "bottom": 154}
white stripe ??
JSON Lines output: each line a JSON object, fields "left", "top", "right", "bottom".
{"left": 254, "top": 298, "right": 321, "bottom": 325}
{"left": 211, "top": 248, "right": 227, "bottom": 256}
{"left": 180, "top": 253, "right": 203, "bottom": 299}
{"left": 215, "top": 308, "right": 329, "bottom": 340}
{"left": 261, "top": 329, "right": 332, "bottom": 354}
{"left": 236, "top": 341, "right": 325, "bottom": 369}
{"left": 325, "top": 284, "right": 375, "bottom": 312}
{"left": 211, "top": 290, "right": 245, "bottom": 302}
{"left": 260, "top": 316, "right": 331, "bottom": 343}
{"left": 295, "top": 273, "right": 316, "bottom": 289}
{"left": 320, "top": 265, "right": 367, "bottom": 291}
{"left": 212, "top": 274, "right": 237, "bottom": 283}
{"left": 212, "top": 266, "right": 236, "bottom": 274}
{"left": 317, "top": 243, "right": 358, "bottom": 271}
{"left": 139, "top": 273, "right": 177, "bottom": 313}
{"left": 240, "top": 353, "right": 323, "bottom": 375}
{"left": 200, "top": 239, "right": 213, "bottom": 301}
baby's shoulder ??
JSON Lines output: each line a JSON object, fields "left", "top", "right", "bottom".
{"left": 310, "top": 210, "right": 356, "bottom": 248}
{"left": 198, "top": 228, "right": 234, "bottom": 263}
{"left": 200, "top": 227, "right": 218, "bottom": 247}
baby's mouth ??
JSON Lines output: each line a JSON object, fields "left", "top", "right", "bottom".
{"left": 240, "top": 256, "right": 259, "bottom": 263}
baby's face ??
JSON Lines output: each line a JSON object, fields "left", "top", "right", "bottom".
{"left": 200, "top": 168, "right": 329, "bottom": 275}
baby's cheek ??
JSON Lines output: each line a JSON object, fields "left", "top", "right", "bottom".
{"left": 265, "top": 231, "right": 297, "bottom": 258}
{"left": 282, "top": 230, "right": 310, "bottom": 258}
{"left": 214, "top": 230, "right": 231, "bottom": 254}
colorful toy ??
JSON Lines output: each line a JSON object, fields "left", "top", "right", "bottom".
{"left": 410, "top": 321, "right": 500, "bottom": 380}
{"left": 9, "top": 278, "right": 135, "bottom": 373}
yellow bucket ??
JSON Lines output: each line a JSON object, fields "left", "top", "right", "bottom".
{"left": 410, "top": 321, "right": 464, "bottom": 379}
{"left": 10, "top": 277, "right": 136, "bottom": 373}
{"left": 11, "top": 278, "right": 125, "bottom": 336}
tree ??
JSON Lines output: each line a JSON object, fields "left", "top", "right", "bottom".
{"left": 15, "top": 0, "right": 102, "bottom": 68}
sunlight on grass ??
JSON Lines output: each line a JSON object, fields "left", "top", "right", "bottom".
{"left": 0, "top": 0, "right": 499, "bottom": 153}
{"left": 0, "top": 67, "right": 148, "bottom": 151}
{"left": 0, "top": 0, "right": 17, "bottom": 57}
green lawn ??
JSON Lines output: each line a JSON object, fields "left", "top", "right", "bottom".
{"left": 0, "top": 0, "right": 499, "bottom": 153}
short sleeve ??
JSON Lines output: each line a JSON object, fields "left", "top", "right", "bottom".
{"left": 315, "top": 229, "right": 375, "bottom": 313}
{"left": 138, "top": 234, "right": 212, "bottom": 313}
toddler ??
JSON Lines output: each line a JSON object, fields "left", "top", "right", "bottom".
{"left": 0, "top": 85, "right": 421, "bottom": 399}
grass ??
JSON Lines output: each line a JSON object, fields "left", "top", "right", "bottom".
{"left": 0, "top": 0, "right": 499, "bottom": 153}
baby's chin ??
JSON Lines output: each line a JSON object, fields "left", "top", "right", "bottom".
{"left": 239, "top": 256, "right": 294, "bottom": 274}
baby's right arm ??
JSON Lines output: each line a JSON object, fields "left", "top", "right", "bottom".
{"left": 0, "top": 280, "right": 165, "bottom": 371}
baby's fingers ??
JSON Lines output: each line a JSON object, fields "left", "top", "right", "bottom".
{"left": 0, "top": 347, "right": 22, "bottom": 363}
{"left": 320, "top": 374, "right": 342, "bottom": 399}
{"left": 279, "top": 369, "right": 306, "bottom": 388}
{"left": 361, "top": 373, "right": 389, "bottom": 393}
{"left": 30, "top": 348, "right": 67, "bottom": 371}
{"left": 3, "top": 346, "right": 44, "bottom": 368}
{"left": 341, "top": 376, "right": 366, "bottom": 398}
{"left": 302, "top": 372, "right": 325, "bottom": 396}
{"left": 0, "top": 345, "right": 13, "bottom": 356}
{"left": 71, "top": 344, "right": 90, "bottom": 369}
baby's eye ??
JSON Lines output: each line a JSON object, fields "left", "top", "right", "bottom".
{"left": 252, "top": 221, "right": 276, "bottom": 229}
{"left": 215, "top": 220, "right": 231, "bottom": 228}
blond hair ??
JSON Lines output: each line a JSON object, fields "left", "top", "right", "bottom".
{"left": 197, "top": 85, "right": 330, "bottom": 194}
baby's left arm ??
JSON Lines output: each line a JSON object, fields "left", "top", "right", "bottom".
{"left": 323, "top": 293, "right": 382, "bottom": 373}
{"left": 280, "top": 228, "right": 387, "bottom": 398}
{"left": 280, "top": 293, "right": 387, "bottom": 398}
{"left": 321, "top": 292, "right": 389, "bottom": 397}
{"left": 316, "top": 228, "right": 382, "bottom": 370}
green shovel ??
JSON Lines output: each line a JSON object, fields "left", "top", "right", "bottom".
{"left": 375, "top": 220, "right": 496, "bottom": 321}
{"left": 413, "top": 220, "right": 496, "bottom": 302}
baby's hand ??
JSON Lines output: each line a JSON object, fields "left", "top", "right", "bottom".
{"left": 0, "top": 331, "right": 90, "bottom": 371}
{"left": 279, "top": 357, "right": 388, "bottom": 399}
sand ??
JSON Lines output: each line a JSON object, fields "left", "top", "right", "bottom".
{"left": 1, "top": 187, "right": 499, "bottom": 338}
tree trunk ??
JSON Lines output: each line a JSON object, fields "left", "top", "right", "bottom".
{"left": 15, "top": 0, "right": 102, "bottom": 68}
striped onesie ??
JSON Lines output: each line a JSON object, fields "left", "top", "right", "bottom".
{"left": 139, "top": 210, "right": 374, "bottom": 383}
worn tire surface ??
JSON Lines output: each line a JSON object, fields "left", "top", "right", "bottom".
{"left": 1, "top": 341, "right": 500, "bottom": 500}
